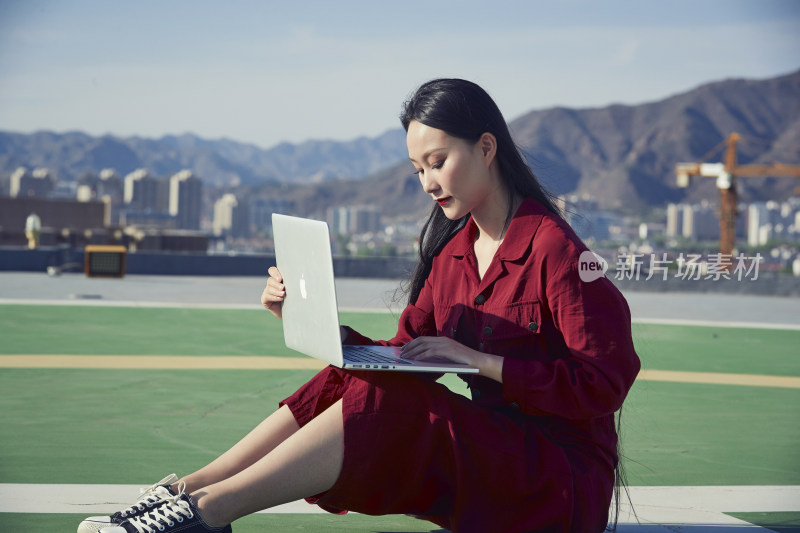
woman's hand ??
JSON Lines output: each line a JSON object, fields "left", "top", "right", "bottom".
{"left": 261, "top": 266, "right": 286, "bottom": 319}
{"left": 401, "top": 336, "right": 504, "bottom": 383}
{"left": 401, "top": 336, "right": 473, "bottom": 365}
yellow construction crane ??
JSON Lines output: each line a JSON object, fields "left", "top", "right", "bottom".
{"left": 675, "top": 133, "right": 800, "bottom": 256}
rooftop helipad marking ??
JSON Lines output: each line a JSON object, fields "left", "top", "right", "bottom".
{"left": 1, "top": 356, "right": 798, "bottom": 388}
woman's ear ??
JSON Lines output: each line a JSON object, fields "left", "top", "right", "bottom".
{"left": 478, "top": 132, "right": 497, "bottom": 166}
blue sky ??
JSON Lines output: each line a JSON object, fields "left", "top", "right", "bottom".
{"left": 1, "top": 0, "right": 798, "bottom": 148}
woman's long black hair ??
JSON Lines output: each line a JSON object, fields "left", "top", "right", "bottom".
{"left": 399, "top": 78, "right": 631, "bottom": 530}
{"left": 399, "top": 78, "right": 563, "bottom": 305}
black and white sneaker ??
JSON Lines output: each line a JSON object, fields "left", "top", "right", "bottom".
{"left": 77, "top": 474, "right": 179, "bottom": 533}
{"left": 98, "top": 484, "right": 232, "bottom": 533}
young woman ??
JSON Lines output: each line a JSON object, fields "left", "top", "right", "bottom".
{"left": 79, "top": 79, "right": 640, "bottom": 533}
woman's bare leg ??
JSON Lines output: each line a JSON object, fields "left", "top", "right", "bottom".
{"left": 176, "top": 404, "right": 301, "bottom": 493}
{"left": 191, "top": 399, "right": 345, "bottom": 527}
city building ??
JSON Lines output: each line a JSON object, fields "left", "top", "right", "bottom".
{"left": 666, "top": 201, "right": 719, "bottom": 241}
{"left": 119, "top": 211, "right": 177, "bottom": 230}
{"left": 639, "top": 222, "right": 666, "bottom": 241}
{"left": 666, "top": 203, "right": 684, "bottom": 237}
{"left": 326, "top": 205, "right": 381, "bottom": 235}
{"left": 169, "top": 170, "right": 202, "bottom": 230}
{"left": 50, "top": 179, "right": 78, "bottom": 199}
{"left": 747, "top": 203, "right": 771, "bottom": 247}
{"left": 747, "top": 200, "right": 800, "bottom": 246}
{"left": 77, "top": 169, "right": 126, "bottom": 226}
{"left": 213, "top": 193, "right": 250, "bottom": 238}
{"left": 123, "top": 169, "right": 159, "bottom": 212}
{"left": 125, "top": 228, "right": 209, "bottom": 253}
{"left": 682, "top": 200, "right": 719, "bottom": 241}
{"left": 0, "top": 196, "right": 107, "bottom": 247}
{"left": 98, "top": 169, "right": 124, "bottom": 201}
{"left": 559, "top": 195, "right": 623, "bottom": 242}
{"left": 10, "top": 167, "right": 54, "bottom": 198}
{"left": 667, "top": 200, "right": 749, "bottom": 242}
{"left": 76, "top": 172, "right": 99, "bottom": 202}
{"left": 327, "top": 206, "right": 351, "bottom": 236}
{"left": 353, "top": 206, "right": 381, "bottom": 234}
{"left": 249, "top": 197, "right": 294, "bottom": 232}
{"left": 98, "top": 169, "right": 124, "bottom": 225}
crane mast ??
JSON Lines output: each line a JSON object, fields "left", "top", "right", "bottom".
{"left": 675, "top": 133, "right": 800, "bottom": 258}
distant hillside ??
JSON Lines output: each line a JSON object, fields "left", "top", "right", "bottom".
{"left": 509, "top": 69, "right": 800, "bottom": 210}
{"left": 286, "top": 69, "right": 800, "bottom": 218}
{"left": 1, "top": 69, "right": 798, "bottom": 213}
{"left": 253, "top": 163, "right": 431, "bottom": 221}
{"left": 0, "top": 128, "right": 408, "bottom": 186}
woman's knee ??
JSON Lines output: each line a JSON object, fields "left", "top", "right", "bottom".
{"left": 343, "top": 371, "right": 447, "bottom": 415}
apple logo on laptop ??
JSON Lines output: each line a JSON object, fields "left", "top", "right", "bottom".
{"left": 299, "top": 274, "right": 308, "bottom": 299}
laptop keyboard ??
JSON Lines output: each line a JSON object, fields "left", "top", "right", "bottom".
{"left": 343, "top": 345, "right": 414, "bottom": 365}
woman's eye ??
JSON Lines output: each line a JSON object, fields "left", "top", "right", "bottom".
{"left": 412, "top": 168, "right": 423, "bottom": 175}
{"left": 432, "top": 160, "right": 445, "bottom": 170}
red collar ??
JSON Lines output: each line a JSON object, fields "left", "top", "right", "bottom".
{"left": 446, "top": 197, "right": 548, "bottom": 262}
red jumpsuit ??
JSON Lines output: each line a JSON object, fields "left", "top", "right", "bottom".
{"left": 280, "top": 198, "right": 641, "bottom": 532}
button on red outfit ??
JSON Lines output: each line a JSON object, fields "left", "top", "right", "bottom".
{"left": 280, "top": 198, "right": 641, "bottom": 532}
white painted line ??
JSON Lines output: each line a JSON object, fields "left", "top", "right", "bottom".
{"left": 631, "top": 317, "right": 800, "bottom": 331}
{"left": 1, "top": 484, "right": 797, "bottom": 531}
{"left": 0, "top": 484, "right": 327, "bottom": 514}
{"left": 0, "top": 355, "right": 327, "bottom": 370}
{"left": 0, "top": 298, "right": 263, "bottom": 310}
{"left": 0, "top": 298, "right": 399, "bottom": 314}
{"left": 618, "top": 485, "right": 800, "bottom": 512}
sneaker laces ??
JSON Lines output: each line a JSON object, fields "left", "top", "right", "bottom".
{"left": 125, "top": 482, "right": 195, "bottom": 533}
{"left": 118, "top": 474, "right": 179, "bottom": 519}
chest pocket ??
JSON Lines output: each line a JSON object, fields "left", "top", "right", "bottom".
{"left": 435, "top": 303, "right": 465, "bottom": 339}
{"left": 481, "top": 300, "right": 543, "bottom": 342}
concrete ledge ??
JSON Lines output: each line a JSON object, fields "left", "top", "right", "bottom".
{"left": 0, "top": 246, "right": 76, "bottom": 272}
{"left": 0, "top": 246, "right": 416, "bottom": 279}
{"left": 2, "top": 484, "right": 798, "bottom": 531}
{"left": 610, "top": 270, "right": 800, "bottom": 297}
{"left": 2, "top": 247, "right": 799, "bottom": 293}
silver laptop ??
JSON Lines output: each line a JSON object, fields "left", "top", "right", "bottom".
{"left": 272, "top": 213, "right": 479, "bottom": 374}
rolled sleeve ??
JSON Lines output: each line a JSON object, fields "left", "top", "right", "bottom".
{"left": 501, "top": 262, "right": 640, "bottom": 419}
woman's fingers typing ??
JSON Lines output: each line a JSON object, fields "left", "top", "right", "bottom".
{"left": 401, "top": 336, "right": 481, "bottom": 369}
{"left": 401, "top": 337, "right": 450, "bottom": 361}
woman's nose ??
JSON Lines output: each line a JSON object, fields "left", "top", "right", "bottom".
{"left": 420, "top": 172, "right": 440, "bottom": 195}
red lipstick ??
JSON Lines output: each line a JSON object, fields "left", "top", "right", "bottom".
{"left": 436, "top": 197, "right": 451, "bottom": 206}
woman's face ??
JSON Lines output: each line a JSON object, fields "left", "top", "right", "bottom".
{"left": 406, "top": 120, "right": 493, "bottom": 221}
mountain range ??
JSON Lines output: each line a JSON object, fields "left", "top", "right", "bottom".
{"left": 0, "top": 127, "right": 408, "bottom": 187}
{"left": 1, "top": 69, "right": 798, "bottom": 216}
{"left": 510, "top": 68, "right": 800, "bottom": 210}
